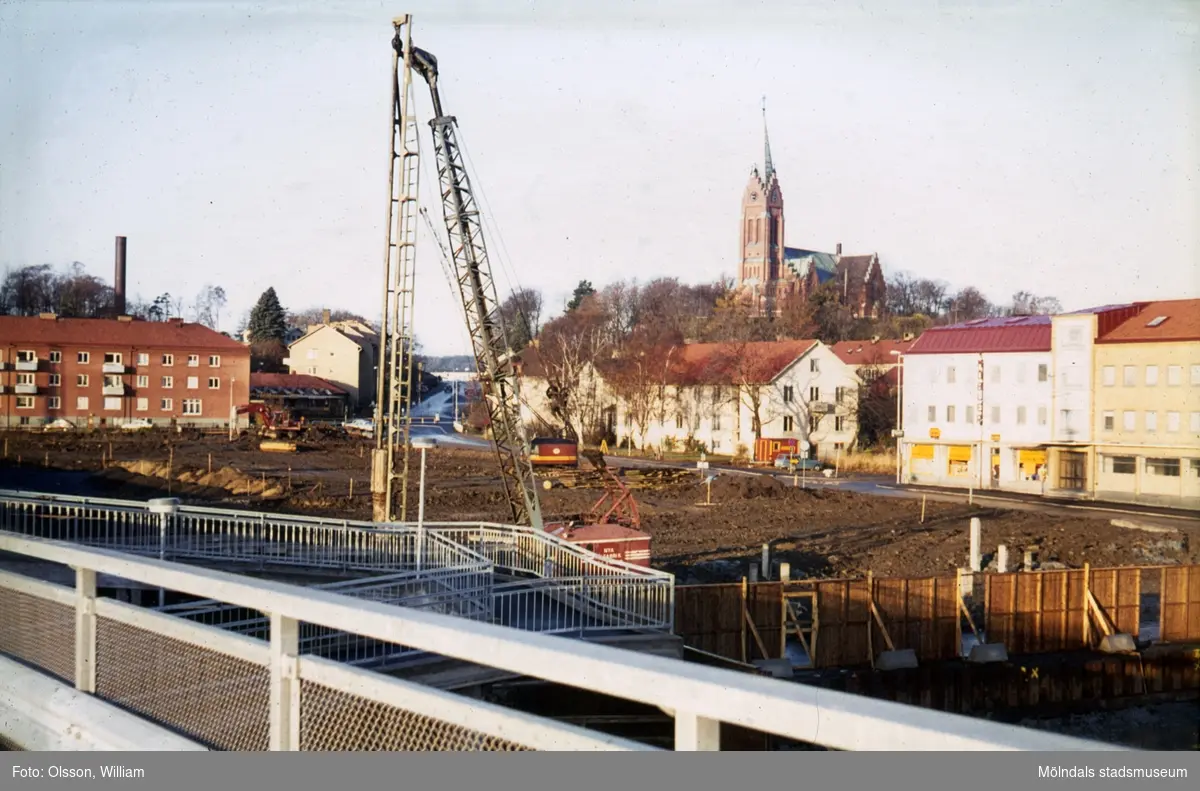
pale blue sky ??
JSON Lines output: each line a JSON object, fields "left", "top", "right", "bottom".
{"left": 2, "top": 0, "right": 1197, "bottom": 355}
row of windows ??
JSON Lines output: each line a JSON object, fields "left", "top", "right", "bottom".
{"left": 939, "top": 363, "right": 1049, "bottom": 385}
{"left": 1101, "top": 364, "right": 1200, "bottom": 387}
{"left": 1101, "top": 455, "right": 1199, "bottom": 478}
{"left": 926, "top": 404, "right": 1049, "bottom": 426}
{"left": 658, "top": 414, "right": 850, "bottom": 433}
{"left": 1101, "top": 410, "right": 1199, "bottom": 434}
{"left": 14, "top": 396, "right": 204, "bottom": 414}
{"left": 10, "top": 374, "right": 222, "bottom": 390}
{"left": 781, "top": 384, "right": 848, "bottom": 404}
{"left": 10, "top": 351, "right": 222, "bottom": 367}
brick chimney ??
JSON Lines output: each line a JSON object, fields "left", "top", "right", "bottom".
{"left": 835, "top": 242, "right": 842, "bottom": 256}
{"left": 114, "top": 236, "right": 127, "bottom": 315}
{"left": 322, "top": 308, "right": 332, "bottom": 325}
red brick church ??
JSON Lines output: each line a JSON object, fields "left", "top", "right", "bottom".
{"left": 738, "top": 103, "right": 888, "bottom": 319}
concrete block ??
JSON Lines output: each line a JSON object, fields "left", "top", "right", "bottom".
{"left": 752, "top": 659, "right": 794, "bottom": 679}
{"left": 875, "top": 649, "right": 919, "bottom": 671}
{"left": 1098, "top": 633, "right": 1137, "bottom": 654}
{"left": 779, "top": 562, "right": 791, "bottom": 582}
{"left": 147, "top": 497, "right": 180, "bottom": 515}
{"left": 969, "top": 517, "right": 982, "bottom": 572}
{"left": 967, "top": 643, "right": 1009, "bottom": 664}
{"left": 997, "top": 544, "right": 1009, "bottom": 573}
{"left": 1023, "top": 548, "right": 1035, "bottom": 570}
{"left": 761, "top": 544, "right": 770, "bottom": 580}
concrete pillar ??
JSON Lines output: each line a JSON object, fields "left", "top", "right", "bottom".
{"left": 969, "top": 517, "right": 982, "bottom": 572}
{"left": 748, "top": 564, "right": 758, "bottom": 583}
{"left": 997, "top": 544, "right": 1009, "bottom": 573}
{"left": 760, "top": 544, "right": 770, "bottom": 581}
{"left": 1024, "top": 547, "right": 1035, "bottom": 571}
{"left": 779, "top": 562, "right": 791, "bottom": 582}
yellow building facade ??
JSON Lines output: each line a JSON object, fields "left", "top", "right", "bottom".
{"left": 1089, "top": 300, "right": 1200, "bottom": 509}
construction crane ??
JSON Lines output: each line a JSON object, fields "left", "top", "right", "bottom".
{"left": 370, "top": 15, "right": 422, "bottom": 523}
{"left": 392, "top": 17, "right": 544, "bottom": 530}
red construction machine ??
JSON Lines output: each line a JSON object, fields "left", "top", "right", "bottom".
{"left": 235, "top": 403, "right": 304, "bottom": 440}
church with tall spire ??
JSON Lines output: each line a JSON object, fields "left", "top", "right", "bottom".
{"left": 737, "top": 99, "right": 888, "bottom": 320}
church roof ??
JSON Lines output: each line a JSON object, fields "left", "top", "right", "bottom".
{"left": 783, "top": 247, "right": 838, "bottom": 282}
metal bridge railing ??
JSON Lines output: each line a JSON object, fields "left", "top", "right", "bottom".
{"left": 0, "top": 489, "right": 674, "bottom": 637}
{"left": 0, "top": 531, "right": 1122, "bottom": 751}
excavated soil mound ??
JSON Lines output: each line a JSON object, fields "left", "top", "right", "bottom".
{"left": 709, "top": 473, "right": 786, "bottom": 500}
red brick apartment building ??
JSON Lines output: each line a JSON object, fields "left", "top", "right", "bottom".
{"left": 0, "top": 314, "right": 250, "bottom": 429}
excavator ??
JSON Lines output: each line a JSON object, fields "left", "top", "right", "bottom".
{"left": 392, "top": 18, "right": 646, "bottom": 559}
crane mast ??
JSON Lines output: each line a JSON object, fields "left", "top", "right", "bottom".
{"left": 395, "top": 20, "right": 544, "bottom": 530}
{"left": 370, "top": 15, "right": 421, "bottom": 522}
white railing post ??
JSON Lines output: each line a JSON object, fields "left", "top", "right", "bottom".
{"left": 674, "top": 711, "right": 720, "bottom": 750}
{"left": 74, "top": 566, "right": 97, "bottom": 693}
{"left": 269, "top": 613, "right": 301, "bottom": 751}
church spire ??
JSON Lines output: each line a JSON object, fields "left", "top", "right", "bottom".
{"left": 762, "top": 96, "right": 774, "bottom": 184}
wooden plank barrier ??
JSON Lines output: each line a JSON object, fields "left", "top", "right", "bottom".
{"left": 674, "top": 563, "right": 1200, "bottom": 670}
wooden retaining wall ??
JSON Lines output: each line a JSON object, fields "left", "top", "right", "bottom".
{"left": 675, "top": 563, "right": 1200, "bottom": 669}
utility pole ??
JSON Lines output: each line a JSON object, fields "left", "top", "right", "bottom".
{"left": 371, "top": 15, "right": 421, "bottom": 523}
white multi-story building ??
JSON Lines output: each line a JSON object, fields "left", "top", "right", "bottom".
{"left": 515, "top": 340, "right": 861, "bottom": 459}
{"left": 900, "top": 316, "right": 1055, "bottom": 491}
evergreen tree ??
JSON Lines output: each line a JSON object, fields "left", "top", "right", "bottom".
{"left": 247, "top": 287, "right": 287, "bottom": 343}
{"left": 566, "top": 280, "right": 595, "bottom": 312}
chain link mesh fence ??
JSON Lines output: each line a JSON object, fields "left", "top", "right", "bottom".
{"left": 0, "top": 587, "right": 75, "bottom": 683}
{"left": 299, "top": 680, "right": 532, "bottom": 751}
{"left": 95, "top": 617, "right": 270, "bottom": 750}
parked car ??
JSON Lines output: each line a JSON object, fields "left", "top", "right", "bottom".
{"left": 121, "top": 418, "right": 155, "bottom": 431}
{"left": 773, "top": 452, "right": 824, "bottom": 472}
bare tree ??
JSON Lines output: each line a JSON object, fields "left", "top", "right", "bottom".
{"left": 190, "top": 285, "right": 228, "bottom": 330}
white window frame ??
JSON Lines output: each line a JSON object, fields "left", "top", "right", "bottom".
{"left": 77, "top": 396, "right": 89, "bottom": 410}
{"left": 1166, "top": 365, "right": 1181, "bottom": 386}
{"left": 161, "top": 398, "right": 173, "bottom": 411}
{"left": 187, "top": 354, "right": 200, "bottom": 367}
{"left": 48, "top": 373, "right": 61, "bottom": 387}
{"left": 187, "top": 376, "right": 199, "bottom": 390}
{"left": 208, "top": 377, "right": 220, "bottom": 389}
{"left": 1101, "top": 366, "right": 1115, "bottom": 386}
{"left": 1102, "top": 411, "right": 1114, "bottom": 431}
{"left": 1122, "top": 411, "right": 1135, "bottom": 431}
{"left": 104, "top": 352, "right": 122, "bottom": 365}
{"left": 1145, "top": 411, "right": 1158, "bottom": 433}
{"left": 182, "top": 399, "right": 202, "bottom": 416}
{"left": 162, "top": 376, "right": 174, "bottom": 389}
{"left": 137, "top": 375, "right": 149, "bottom": 388}
{"left": 162, "top": 354, "right": 174, "bottom": 366}
{"left": 1145, "top": 366, "right": 1159, "bottom": 386}
{"left": 103, "top": 397, "right": 121, "bottom": 412}
{"left": 136, "top": 398, "right": 149, "bottom": 412}
{"left": 137, "top": 353, "right": 150, "bottom": 366}
{"left": 1166, "top": 412, "right": 1180, "bottom": 433}
{"left": 76, "top": 374, "right": 89, "bottom": 387}
{"left": 48, "top": 396, "right": 61, "bottom": 410}
{"left": 209, "top": 355, "right": 221, "bottom": 367}
{"left": 49, "top": 350, "right": 62, "bottom": 364}
{"left": 77, "top": 352, "right": 90, "bottom": 364}
{"left": 15, "top": 396, "right": 34, "bottom": 410}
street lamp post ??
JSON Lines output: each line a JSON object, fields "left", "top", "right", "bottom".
{"left": 411, "top": 436, "right": 437, "bottom": 571}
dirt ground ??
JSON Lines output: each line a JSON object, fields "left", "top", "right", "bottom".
{"left": 2, "top": 430, "right": 1197, "bottom": 582}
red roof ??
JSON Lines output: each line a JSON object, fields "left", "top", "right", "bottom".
{"left": 666, "top": 340, "right": 818, "bottom": 385}
{"left": 906, "top": 316, "right": 1051, "bottom": 355}
{"left": 829, "top": 339, "right": 914, "bottom": 366}
{"left": 250, "top": 373, "right": 346, "bottom": 394}
{"left": 0, "top": 315, "right": 247, "bottom": 351}
{"left": 1096, "top": 299, "right": 1200, "bottom": 344}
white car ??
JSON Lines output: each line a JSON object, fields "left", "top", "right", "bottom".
{"left": 121, "top": 418, "right": 155, "bottom": 431}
